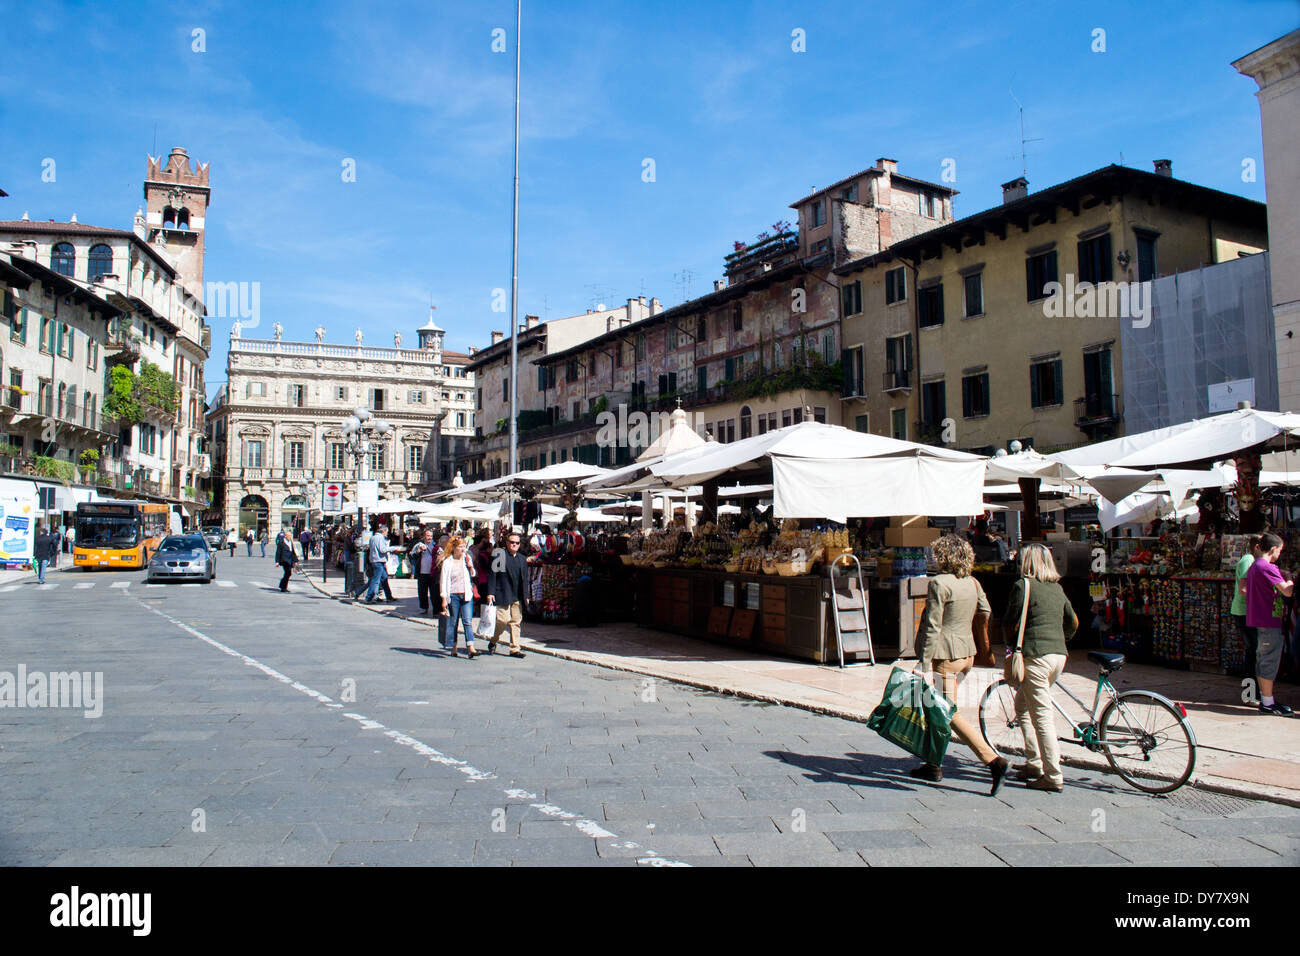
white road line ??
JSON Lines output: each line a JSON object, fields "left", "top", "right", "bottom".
{"left": 0, "top": 584, "right": 22, "bottom": 592}
{"left": 111, "top": 581, "right": 130, "bottom": 589}
{"left": 216, "top": 580, "right": 236, "bottom": 588}
{"left": 74, "top": 582, "right": 94, "bottom": 589}
{"left": 181, "top": 583, "right": 201, "bottom": 588}
{"left": 131, "top": 597, "right": 688, "bottom": 867}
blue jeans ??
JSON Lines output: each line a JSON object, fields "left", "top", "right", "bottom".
{"left": 35, "top": 559, "right": 49, "bottom": 583}
{"left": 247, "top": 542, "right": 253, "bottom": 556}
{"left": 260, "top": 542, "right": 266, "bottom": 557}
{"left": 365, "top": 562, "right": 388, "bottom": 601}
{"left": 445, "top": 593, "right": 474, "bottom": 649}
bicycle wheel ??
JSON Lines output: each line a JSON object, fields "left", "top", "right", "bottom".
{"left": 1097, "top": 691, "right": 1196, "bottom": 794}
{"left": 978, "top": 679, "right": 1024, "bottom": 762}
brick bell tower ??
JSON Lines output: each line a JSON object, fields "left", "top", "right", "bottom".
{"left": 143, "top": 146, "right": 210, "bottom": 297}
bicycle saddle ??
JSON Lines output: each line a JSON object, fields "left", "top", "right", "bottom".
{"left": 1088, "top": 650, "right": 1125, "bottom": 672}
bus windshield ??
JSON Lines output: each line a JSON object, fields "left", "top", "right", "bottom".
{"left": 76, "top": 515, "right": 140, "bottom": 549}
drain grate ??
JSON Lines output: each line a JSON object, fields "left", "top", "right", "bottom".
{"left": 1159, "top": 786, "right": 1256, "bottom": 816}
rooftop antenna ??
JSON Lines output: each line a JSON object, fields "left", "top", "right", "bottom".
{"left": 1009, "top": 81, "right": 1043, "bottom": 179}
{"left": 673, "top": 268, "right": 697, "bottom": 304}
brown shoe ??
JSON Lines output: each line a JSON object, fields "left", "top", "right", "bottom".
{"left": 1026, "top": 777, "right": 1063, "bottom": 792}
{"left": 908, "top": 764, "right": 943, "bottom": 783}
{"left": 1014, "top": 765, "right": 1042, "bottom": 782}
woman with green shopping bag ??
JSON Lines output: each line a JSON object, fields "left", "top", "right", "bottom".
{"left": 911, "top": 534, "right": 1009, "bottom": 795}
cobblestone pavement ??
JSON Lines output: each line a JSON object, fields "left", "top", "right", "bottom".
{"left": 3, "top": 552, "right": 1298, "bottom": 866}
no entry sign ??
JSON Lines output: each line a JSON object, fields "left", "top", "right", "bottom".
{"left": 323, "top": 482, "right": 343, "bottom": 513}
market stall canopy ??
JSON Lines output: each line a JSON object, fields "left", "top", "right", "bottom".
{"left": 515, "top": 460, "right": 612, "bottom": 484}
{"left": 424, "top": 475, "right": 515, "bottom": 501}
{"left": 1050, "top": 407, "right": 1300, "bottom": 470}
{"left": 368, "top": 497, "right": 428, "bottom": 514}
{"left": 1099, "top": 492, "right": 1199, "bottom": 532}
{"left": 415, "top": 499, "right": 503, "bottom": 522}
{"left": 647, "top": 421, "right": 987, "bottom": 519}
{"left": 984, "top": 450, "right": 1085, "bottom": 485}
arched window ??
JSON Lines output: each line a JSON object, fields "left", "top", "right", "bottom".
{"left": 162, "top": 207, "right": 177, "bottom": 229}
{"left": 740, "top": 405, "right": 753, "bottom": 439}
{"left": 88, "top": 244, "right": 113, "bottom": 281}
{"left": 176, "top": 209, "right": 190, "bottom": 231}
{"left": 51, "top": 242, "right": 75, "bottom": 277}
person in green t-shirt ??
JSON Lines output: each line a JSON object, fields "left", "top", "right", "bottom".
{"left": 1230, "top": 536, "right": 1262, "bottom": 683}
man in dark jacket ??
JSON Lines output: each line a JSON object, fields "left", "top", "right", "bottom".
{"left": 275, "top": 530, "right": 298, "bottom": 592}
{"left": 33, "top": 522, "right": 58, "bottom": 584}
{"left": 485, "top": 531, "right": 527, "bottom": 657}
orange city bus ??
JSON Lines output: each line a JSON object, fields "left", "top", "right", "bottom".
{"left": 73, "top": 501, "right": 170, "bottom": 569}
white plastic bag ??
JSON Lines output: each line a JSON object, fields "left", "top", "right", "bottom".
{"left": 474, "top": 603, "right": 497, "bottom": 639}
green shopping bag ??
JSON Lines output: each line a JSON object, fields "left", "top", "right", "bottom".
{"left": 866, "top": 666, "right": 955, "bottom": 765}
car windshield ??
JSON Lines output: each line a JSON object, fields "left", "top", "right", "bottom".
{"left": 76, "top": 515, "right": 139, "bottom": 549}
{"left": 159, "top": 536, "right": 206, "bottom": 553}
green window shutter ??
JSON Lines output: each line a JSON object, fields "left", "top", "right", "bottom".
{"left": 1030, "top": 366, "right": 1042, "bottom": 408}
{"left": 1047, "top": 250, "right": 1058, "bottom": 285}
{"left": 724, "top": 357, "right": 735, "bottom": 381}
{"left": 842, "top": 349, "right": 853, "bottom": 395}
{"left": 962, "top": 377, "right": 972, "bottom": 418}
{"left": 1053, "top": 359, "right": 1064, "bottom": 407}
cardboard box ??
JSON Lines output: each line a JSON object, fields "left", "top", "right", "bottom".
{"left": 890, "top": 515, "right": 929, "bottom": 528}
{"left": 884, "top": 526, "right": 941, "bottom": 547}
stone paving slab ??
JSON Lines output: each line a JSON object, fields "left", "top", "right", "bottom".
{"left": 298, "top": 562, "right": 1300, "bottom": 806}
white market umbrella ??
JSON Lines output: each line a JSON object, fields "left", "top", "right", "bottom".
{"left": 1051, "top": 407, "right": 1300, "bottom": 470}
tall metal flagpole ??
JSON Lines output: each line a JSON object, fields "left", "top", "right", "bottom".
{"left": 507, "top": 0, "right": 522, "bottom": 529}
{"left": 508, "top": 2, "right": 521, "bottom": 475}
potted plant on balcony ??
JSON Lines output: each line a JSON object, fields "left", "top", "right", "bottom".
{"left": 78, "top": 449, "right": 99, "bottom": 480}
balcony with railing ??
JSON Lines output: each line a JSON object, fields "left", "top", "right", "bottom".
{"left": 1074, "top": 392, "right": 1121, "bottom": 430}
{"left": 1, "top": 388, "right": 115, "bottom": 438}
{"left": 883, "top": 369, "right": 912, "bottom": 393}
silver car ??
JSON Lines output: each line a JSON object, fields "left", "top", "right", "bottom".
{"left": 147, "top": 534, "right": 217, "bottom": 583}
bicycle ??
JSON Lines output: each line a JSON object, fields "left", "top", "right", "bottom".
{"left": 978, "top": 650, "right": 1197, "bottom": 794}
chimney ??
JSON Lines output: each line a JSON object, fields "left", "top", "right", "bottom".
{"left": 1153, "top": 159, "right": 1172, "bottom": 178}
{"left": 20, "top": 211, "right": 29, "bottom": 221}
{"left": 525, "top": 314, "right": 539, "bottom": 329}
{"left": 650, "top": 297, "right": 661, "bottom": 314}
{"left": 596, "top": 303, "right": 606, "bottom": 312}
{"left": 490, "top": 330, "right": 504, "bottom": 345}
{"left": 639, "top": 296, "right": 647, "bottom": 306}
{"left": 713, "top": 280, "right": 724, "bottom": 292}
{"left": 1001, "top": 177, "right": 1029, "bottom": 204}
{"left": 70, "top": 213, "right": 78, "bottom": 224}
{"left": 875, "top": 157, "right": 898, "bottom": 174}
{"left": 467, "top": 346, "right": 478, "bottom": 356}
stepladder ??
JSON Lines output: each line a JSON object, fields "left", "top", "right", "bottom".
{"left": 828, "top": 554, "right": 875, "bottom": 667}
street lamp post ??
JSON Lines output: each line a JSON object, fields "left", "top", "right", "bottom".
{"left": 341, "top": 406, "right": 392, "bottom": 594}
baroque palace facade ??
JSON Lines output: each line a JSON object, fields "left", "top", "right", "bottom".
{"left": 207, "top": 317, "right": 474, "bottom": 535}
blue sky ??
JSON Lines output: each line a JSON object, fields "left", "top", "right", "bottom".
{"left": 1, "top": 0, "right": 1295, "bottom": 399}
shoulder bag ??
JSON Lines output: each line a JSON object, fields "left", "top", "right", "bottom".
{"left": 1004, "top": 578, "right": 1031, "bottom": 684}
